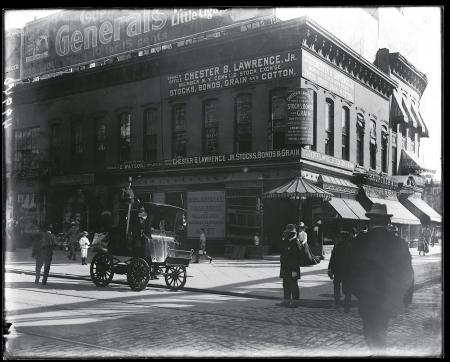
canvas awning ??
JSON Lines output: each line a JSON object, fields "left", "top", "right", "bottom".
{"left": 399, "top": 149, "right": 435, "bottom": 174}
{"left": 263, "top": 176, "right": 332, "bottom": 200}
{"left": 319, "top": 175, "right": 359, "bottom": 194}
{"left": 367, "top": 196, "right": 421, "bottom": 225}
{"left": 410, "top": 101, "right": 429, "bottom": 137}
{"left": 328, "top": 197, "right": 370, "bottom": 220}
{"left": 403, "top": 196, "right": 441, "bottom": 223}
{"left": 392, "top": 89, "right": 409, "bottom": 124}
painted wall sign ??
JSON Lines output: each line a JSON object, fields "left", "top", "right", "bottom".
{"left": 187, "top": 190, "right": 225, "bottom": 239}
{"left": 301, "top": 147, "right": 355, "bottom": 171}
{"left": 302, "top": 50, "right": 355, "bottom": 103}
{"left": 107, "top": 148, "right": 302, "bottom": 171}
{"left": 4, "top": 29, "right": 22, "bottom": 80}
{"left": 21, "top": 8, "right": 274, "bottom": 79}
{"left": 286, "top": 88, "right": 314, "bottom": 145}
{"left": 166, "top": 49, "right": 300, "bottom": 97}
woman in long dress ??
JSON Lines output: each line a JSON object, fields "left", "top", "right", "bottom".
{"left": 297, "top": 222, "right": 318, "bottom": 266}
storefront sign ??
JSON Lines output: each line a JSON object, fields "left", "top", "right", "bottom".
{"left": 302, "top": 51, "right": 355, "bottom": 103}
{"left": 286, "top": 88, "right": 314, "bottom": 145}
{"left": 301, "top": 148, "right": 355, "bottom": 171}
{"left": 4, "top": 29, "right": 22, "bottom": 80}
{"left": 187, "top": 191, "right": 225, "bottom": 239}
{"left": 21, "top": 8, "right": 274, "bottom": 79}
{"left": 107, "top": 148, "right": 302, "bottom": 171}
{"left": 50, "top": 173, "right": 94, "bottom": 185}
{"left": 166, "top": 49, "right": 300, "bottom": 97}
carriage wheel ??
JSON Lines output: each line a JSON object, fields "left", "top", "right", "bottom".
{"left": 164, "top": 266, "right": 187, "bottom": 291}
{"left": 127, "top": 258, "right": 151, "bottom": 291}
{"left": 90, "top": 253, "right": 114, "bottom": 287}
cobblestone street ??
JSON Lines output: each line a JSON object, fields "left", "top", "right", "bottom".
{"left": 4, "top": 270, "right": 442, "bottom": 358}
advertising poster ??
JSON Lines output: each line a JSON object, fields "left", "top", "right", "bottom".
{"left": 4, "top": 28, "right": 22, "bottom": 80}
{"left": 187, "top": 190, "right": 225, "bottom": 239}
{"left": 286, "top": 88, "right": 314, "bottom": 145}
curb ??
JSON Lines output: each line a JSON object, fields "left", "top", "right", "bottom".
{"left": 5, "top": 267, "right": 441, "bottom": 309}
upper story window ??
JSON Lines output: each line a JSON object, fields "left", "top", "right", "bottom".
{"left": 381, "top": 125, "right": 388, "bottom": 173}
{"left": 172, "top": 104, "right": 187, "bottom": 158}
{"left": 203, "top": 99, "right": 219, "bottom": 155}
{"left": 341, "top": 106, "right": 350, "bottom": 161}
{"left": 324, "top": 99, "right": 334, "bottom": 156}
{"left": 14, "top": 127, "right": 40, "bottom": 170}
{"left": 370, "top": 120, "right": 377, "bottom": 170}
{"left": 71, "top": 121, "right": 83, "bottom": 168}
{"left": 119, "top": 112, "right": 131, "bottom": 162}
{"left": 144, "top": 108, "right": 158, "bottom": 162}
{"left": 95, "top": 120, "right": 107, "bottom": 168}
{"left": 235, "top": 94, "right": 252, "bottom": 153}
{"left": 356, "top": 114, "right": 365, "bottom": 166}
{"left": 270, "top": 88, "right": 287, "bottom": 150}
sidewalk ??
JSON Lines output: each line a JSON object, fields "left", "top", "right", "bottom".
{"left": 4, "top": 244, "right": 442, "bottom": 304}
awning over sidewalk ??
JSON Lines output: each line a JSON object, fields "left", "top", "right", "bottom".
{"left": 400, "top": 149, "right": 435, "bottom": 174}
{"left": 392, "top": 89, "right": 409, "bottom": 124}
{"left": 403, "top": 196, "right": 441, "bottom": 224}
{"left": 367, "top": 197, "right": 421, "bottom": 225}
{"left": 328, "top": 197, "right": 369, "bottom": 220}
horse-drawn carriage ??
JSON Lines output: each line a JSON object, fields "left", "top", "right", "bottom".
{"left": 90, "top": 202, "right": 192, "bottom": 291}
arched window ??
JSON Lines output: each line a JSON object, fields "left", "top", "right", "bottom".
{"left": 341, "top": 107, "right": 350, "bottom": 160}
{"left": 270, "top": 88, "right": 287, "bottom": 150}
{"left": 203, "top": 99, "right": 219, "bottom": 155}
{"left": 119, "top": 112, "right": 131, "bottom": 162}
{"left": 324, "top": 99, "right": 334, "bottom": 156}
{"left": 144, "top": 108, "right": 158, "bottom": 161}
{"left": 356, "top": 114, "right": 365, "bottom": 166}
{"left": 370, "top": 120, "right": 377, "bottom": 170}
{"left": 381, "top": 125, "right": 388, "bottom": 173}
{"left": 235, "top": 94, "right": 252, "bottom": 152}
{"left": 172, "top": 104, "right": 187, "bottom": 158}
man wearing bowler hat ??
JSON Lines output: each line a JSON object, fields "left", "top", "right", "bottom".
{"left": 347, "top": 203, "right": 414, "bottom": 356}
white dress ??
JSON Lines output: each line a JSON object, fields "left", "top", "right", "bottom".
{"left": 79, "top": 237, "right": 90, "bottom": 258}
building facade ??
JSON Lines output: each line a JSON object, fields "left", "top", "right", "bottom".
{"left": 7, "top": 14, "right": 438, "bottom": 251}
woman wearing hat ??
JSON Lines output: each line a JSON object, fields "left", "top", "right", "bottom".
{"left": 297, "top": 222, "right": 318, "bottom": 266}
{"left": 79, "top": 231, "right": 90, "bottom": 265}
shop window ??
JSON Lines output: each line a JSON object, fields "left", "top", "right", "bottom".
{"left": 381, "top": 125, "right": 388, "bottom": 173}
{"left": 172, "top": 104, "right": 187, "bottom": 158}
{"left": 95, "top": 120, "right": 107, "bottom": 168}
{"left": 144, "top": 108, "right": 158, "bottom": 161}
{"left": 235, "top": 94, "right": 252, "bottom": 153}
{"left": 312, "top": 91, "right": 318, "bottom": 151}
{"left": 341, "top": 106, "right": 350, "bottom": 160}
{"left": 14, "top": 126, "right": 40, "bottom": 171}
{"left": 71, "top": 122, "right": 83, "bottom": 169}
{"left": 119, "top": 112, "right": 131, "bottom": 162}
{"left": 324, "top": 99, "right": 334, "bottom": 156}
{"left": 270, "top": 88, "right": 287, "bottom": 150}
{"left": 370, "top": 120, "right": 377, "bottom": 170}
{"left": 203, "top": 99, "right": 219, "bottom": 155}
{"left": 356, "top": 114, "right": 365, "bottom": 166}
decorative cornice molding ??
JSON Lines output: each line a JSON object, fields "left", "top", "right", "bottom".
{"left": 389, "top": 53, "right": 427, "bottom": 96}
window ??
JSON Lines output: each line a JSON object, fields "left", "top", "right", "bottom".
{"left": 356, "top": 114, "right": 365, "bottom": 166}
{"left": 409, "top": 129, "right": 415, "bottom": 153}
{"left": 144, "top": 108, "right": 158, "bottom": 161}
{"left": 235, "top": 94, "right": 252, "bottom": 152}
{"left": 392, "top": 140, "right": 398, "bottom": 176}
{"left": 381, "top": 126, "right": 388, "bottom": 173}
{"left": 14, "top": 127, "right": 40, "bottom": 170}
{"left": 270, "top": 88, "right": 287, "bottom": 150}
{"left": 325, "top": 99, "right": 334, "bottom": 156}
{"left": 341, "top": 107, "right": 350, "bottom": 160}
{"left": 312, "top": 91, "right": 318, "bottom": 151}
{"left": 71, "top": 122, "right": 83, "bottom": 168}
{"left": 172, "top": 104, "right": 187, "bottom": 158}
{"left": 370, "top": 120, "right": 377, "bottom": 170}
{"left": 95, "top": 120, "right": 107, "bottom": 168}
{"left": 50, "top": 123, "right": 62, "bottom": 171}
{"left": 203, "top": 99, "right": 219, "bottom": 155}
{"left": 119, "top": 112, "right": 131, "bottom": 162}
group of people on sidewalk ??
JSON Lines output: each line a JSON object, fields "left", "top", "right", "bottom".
{"left": 278, "top": 203, "right": 415, "bottom": 356}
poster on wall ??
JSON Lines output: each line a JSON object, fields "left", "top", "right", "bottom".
{"left": 187, "top": 190, "right": 225, "bottom": 239}
{"left": 4, "top": 28, "right": 22, "bottom": 80}
{"left": 285, "top": 88, "right": 314, "bottom": 145}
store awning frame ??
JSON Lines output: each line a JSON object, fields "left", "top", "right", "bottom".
{"left": 403, "top": 196, "right": 441, "bottom": 224}
{"left": 367, "top": 196, "right": 421, "bottom": 225}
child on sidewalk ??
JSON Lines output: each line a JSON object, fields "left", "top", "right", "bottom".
{"left": 79, "top": 231, "right": 90, "bottom": 265}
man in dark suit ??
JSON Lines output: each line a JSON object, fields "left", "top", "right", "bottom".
{"left": 33, "top": 224, "right": 56, "bottom": 285}
{"left": 277, "top": 224, "right": 302, "bottom": 308}
{"left": 348, "top": 203, "right": 414, "bottom": 356}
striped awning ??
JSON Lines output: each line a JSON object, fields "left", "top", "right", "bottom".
{"left": 403, "top": 196, "right": 441, "bottom": 223}
{"left": 367, "top": 197, "right": 421, "bottom": 225}
{"left": 329, "top": 197, "right": 370, "bottom": 220}
{"left": 263, "top": 177, "right": 333, "bottom": 201}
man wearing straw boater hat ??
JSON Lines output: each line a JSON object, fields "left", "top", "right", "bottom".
{"left": 347, "top": 203, "right": 414, "bottom": 356}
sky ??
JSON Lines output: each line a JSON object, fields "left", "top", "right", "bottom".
{"left": 3, "top": 8, "right": 442, "bottom": 180}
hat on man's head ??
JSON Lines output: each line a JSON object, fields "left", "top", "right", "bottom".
{"left": 365, "top": 203, "right": 393, "bottom": 218}
{"left": 137, "top": 207, "right": 147, "bottom": 219}
{"left": 298, "top": 222, "right": 305, "bottom": 228}
{"left": 283, "top": 224, "right": 297, "bottom": 234}
{"left": 82, "top": 230, "right": 88, "bottom": 236}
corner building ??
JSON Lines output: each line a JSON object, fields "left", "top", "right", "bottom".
{"left": 11, "top": 16, "right": 434, "bottom": 252}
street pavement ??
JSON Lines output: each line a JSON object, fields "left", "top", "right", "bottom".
{"left": 3, "top": 243, "right": 443, "bottom": 358}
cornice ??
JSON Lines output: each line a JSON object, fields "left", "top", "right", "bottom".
{"left": 389, "top": 53, "right": 427, "bottom": 96}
